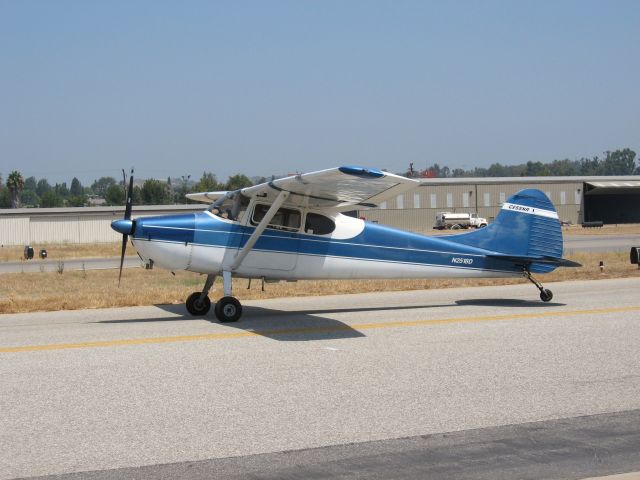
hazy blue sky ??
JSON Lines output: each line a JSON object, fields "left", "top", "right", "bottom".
{"left": 1, "top": 0, "right": 639, "bottom": 184}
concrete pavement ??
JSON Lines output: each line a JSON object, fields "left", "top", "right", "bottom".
{"left": 1, "top": 278, "right": 640, "bottom": 479}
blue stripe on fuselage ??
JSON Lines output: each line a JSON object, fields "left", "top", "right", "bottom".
{"left": 133, "top": 212, "right": 521, "bottom": 273}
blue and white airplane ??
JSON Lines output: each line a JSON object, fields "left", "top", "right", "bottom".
{"left": 111, "top": 166, "right": 580, "bottom": 322}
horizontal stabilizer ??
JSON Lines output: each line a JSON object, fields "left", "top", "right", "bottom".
{"left": 487, "top": 253, "right": 581, "bottom": 268}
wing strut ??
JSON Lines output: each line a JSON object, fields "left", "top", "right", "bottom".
{"left": 228, "top": 190, "right": 290, "bottom": 272}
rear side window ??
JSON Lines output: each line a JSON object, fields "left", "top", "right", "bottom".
{"left": 304, "top": 213, "right": 335, "bottom": 235}
{"left": 251, "top": 204, "right": 301, "bottom": 231}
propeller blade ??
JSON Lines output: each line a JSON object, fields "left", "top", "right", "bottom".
{"left": 124, "top": 168, "right": 134, "bottom": 220}
{"left": 118, "top": 233, "right": 128, "bottom": 287}
{"left": 118, "top": 169, "right": 134, "bottom": 287}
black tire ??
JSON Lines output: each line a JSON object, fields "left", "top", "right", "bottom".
{"left": 186, "top": 292, "right": 212, "bottom": 316}
{"left": 540, "top": 289, "right": 553, "bottom": 302}
{"left": 451, "top": 224, "right": 461, "bottom": 230}
{"left": 215, "top": 296, "right": 243, "bottom": 322}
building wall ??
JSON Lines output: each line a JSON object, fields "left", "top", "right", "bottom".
{"left": 0, "top": 217, "right": 30, "bottom": 246}
{"left": 359, "top": 180, "right": 584, "bottom": 233}
{"left": 0, "top": 206, "right": 202, "bottom": 246}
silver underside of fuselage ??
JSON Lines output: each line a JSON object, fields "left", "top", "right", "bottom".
{"left": 132, "top": 238, "right": 518, "bottom": 281}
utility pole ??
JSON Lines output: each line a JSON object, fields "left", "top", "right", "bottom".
{"left": 181, "top": 174, "right": 191, "bottom": 204}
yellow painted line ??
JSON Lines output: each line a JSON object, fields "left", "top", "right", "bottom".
{"left": 1, "top": 305, "right": 639, "bottom": 354}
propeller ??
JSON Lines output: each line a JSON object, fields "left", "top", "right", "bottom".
{"left": 110, "top": 169, "right": 135, "bottom": 286}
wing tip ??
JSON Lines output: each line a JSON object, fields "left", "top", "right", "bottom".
{"left": 339, "top": 165, "right": 385, "bottom": 178}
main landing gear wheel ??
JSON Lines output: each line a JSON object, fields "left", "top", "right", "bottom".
{"left": 186, "top": 292, "right": 212, "bottom": 316}
{"left": 540, "top": 289, "right": 553, "bottom": 302}
{"left": 215, "top": 296, "right": 242, "bottom": 322}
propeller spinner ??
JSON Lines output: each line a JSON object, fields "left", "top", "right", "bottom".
{"left": 110, "top": 169, "right": 135, "bottom": 286}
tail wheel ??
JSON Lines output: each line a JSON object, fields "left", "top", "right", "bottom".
{"left": 540, "top": 289, "right": 553, "bottom": 302}
{"left": 186, "top": 292, "right": 212, "bottom": 316}
{"left": 215, "top": 296, "right": 243, "bottom": 322}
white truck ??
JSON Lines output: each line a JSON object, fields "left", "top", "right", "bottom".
{"left": 433, "top": 212, "right": 488, "bottom": 230}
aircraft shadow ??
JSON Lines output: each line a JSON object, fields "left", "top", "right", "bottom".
{"left": 94, "top": 299, "right": 560, "bottom": 341}
{"left": 215, "top": 305, "right": 367, "bottom": 341}
{"left": 95, "top": 302, "right": 451, "bottom": 342}
{"left": 96, "top": 304, "right": 365, "bottom": 341}
{"left": 455, "top": 298, "right": 566, "bottom": 307}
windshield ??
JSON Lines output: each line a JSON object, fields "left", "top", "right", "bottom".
{"left": 208, "top": 193, "right": 250, "bottom": 222}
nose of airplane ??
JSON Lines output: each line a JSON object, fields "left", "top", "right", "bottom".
{"left": 127, "top": 214, "right": 197, "bottom": 271}
{"left": 111, "top": 219, "right": 135, "bottom": 235}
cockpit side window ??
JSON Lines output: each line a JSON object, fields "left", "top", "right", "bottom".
{"left": 304, "top": 213, "right": 335, "bottom": 235}
{"left": 251, "top": 204, "right": 301, "bottom": 231}
{"left": 208, "top": 193, "right": 250, "bottom": 222}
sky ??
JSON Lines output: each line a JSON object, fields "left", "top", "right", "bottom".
{"left": 1, "top": 0, "right": 639, "bottom": 185}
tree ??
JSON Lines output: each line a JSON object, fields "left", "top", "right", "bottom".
{"left": 7, "top": 170, "right": 25, "bottom": 208}
{"left": 21, "top": 176, "right": 39, "bottom": 207}
{"left": 36, "top": 178, "right": 52, "bottom": 197}
{"left": 67, "top": 195, "right": 87, "bottom": 207}
{"left": 225, "top": 174, "right": 252, "bottom": 190}
{"left": 141, "top": 179, "right": 171, "bottom": 205}
{"left": 70, "top": 177, "right": 83, "bottom": 196}
{"left": 0, "top": 188, "right": 10, "bottom": 208}
{"left": 20, "top": 189, "right": 40, "bottom": 207}
{"left": 105, "top": 184, "right": 125, "bottom": 205}
{"left": 55, "top": 182, "right": 69, "bottom": 197}
{"left": 90, "top": 177, "right": 117, "bottom": 197}
{"left": 525, "top": 161, "right": 551, "bottom": 176}
{"left": 195, "top": 172, "right": 220, "bottom": 192}
{"left": 548, "top": 159, "right": 580, "bottom": 176}
{"left": 132, "top": 185, "right": 143, "bottom": 205}
{"left": 40, "top": 190, "right": 64, "bottom": 208}
{"left": 24, "top": 176, "right": 37, "bottom": 192}
{"left": 602, "top": 148, "right": 636, "bottom": 175}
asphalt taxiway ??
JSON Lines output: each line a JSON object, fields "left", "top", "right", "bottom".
{"left": 1, "top": 277, "right": 639, "bottom": 479}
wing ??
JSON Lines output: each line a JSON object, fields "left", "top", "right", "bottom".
{"left": 238, "top": 166, "right": 418, "bottom": 210}
{"left": 185, "top": 190, "right": 230, "bottom": 203}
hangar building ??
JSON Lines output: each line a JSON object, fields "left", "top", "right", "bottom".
{"left": 1, "top": 175, "right": 639, "bottom": 246}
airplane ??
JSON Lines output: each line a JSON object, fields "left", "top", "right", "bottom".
{"left": 111, "top": 166, "right": 581, "bottom": 322}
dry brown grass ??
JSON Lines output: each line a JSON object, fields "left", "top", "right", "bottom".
{"left": 0, "top": 243, "right": 134, "bottom": 262}
{"left": 1, "top": 251, "right": 638, "bottom": 314}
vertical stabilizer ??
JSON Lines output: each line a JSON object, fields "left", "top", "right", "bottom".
{"left": 447, "top": 189, "right": 565, "bottom": 273}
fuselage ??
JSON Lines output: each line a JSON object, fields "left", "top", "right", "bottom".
{"left": 128, "top": 203, "right": 523, "bottom": 281}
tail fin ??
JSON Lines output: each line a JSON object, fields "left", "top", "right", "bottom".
{"left": 448, "top": 189, "right": 580, "bottom": 273}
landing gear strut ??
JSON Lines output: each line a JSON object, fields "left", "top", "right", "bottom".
{"left": 523, "top": 269, "right": 553, "bottom": 302}
{"left": 185, "top": 274, "right": 215, "bottom": 316}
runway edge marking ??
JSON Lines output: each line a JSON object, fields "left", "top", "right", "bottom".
{"left": 1, "top": 305, "right": 639, "bottom": 354}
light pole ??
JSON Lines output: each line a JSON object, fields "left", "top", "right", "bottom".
{"left": 181, "top": 175, "right": 191, "bottom": 204}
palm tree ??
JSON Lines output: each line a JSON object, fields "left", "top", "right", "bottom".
{"left": 7, "top": 170, "right": 25, "bottom": 208}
